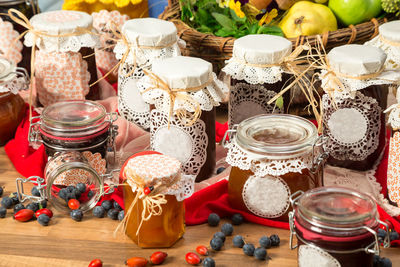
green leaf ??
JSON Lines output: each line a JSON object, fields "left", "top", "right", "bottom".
{"left": 215, "top": 28, "right": 236, "bottom": 37}
{"left": 249, "top": 23, "right": 259, "bottom": 34}
{"left": 211, "top": 12, "right": 235, "bottom": 31}
{"left": 230, "top": 8, "right": 246, "bottom": 23}
{"left": 257, "top": 25, "right": 284, "bottom": 36}
{"left": 275, "top": 96, "right": 284, "bottom": 109}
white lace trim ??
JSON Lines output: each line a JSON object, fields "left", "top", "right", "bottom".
{"left": 366, "top": 36, "right": 400, "bottom": 70}
{"left": 138, "top": 72, "right": 224, "bottom": 113}
{"left": 298, "top": 245, "right": 341, "bottom": 267}
{"left": 0, "top": 76, "right": 29, "bottom": 94}
{"left": 225, "top": 139, "right": 313, "bottom": 177}
{"left": 24, "top": 29, "right": 100, "bottom": 53}
{"left": 322, "top": 92, "right": 381, "bottom": 161}
{"left": 222, "top": 58, "right": 285, "bottom": 84}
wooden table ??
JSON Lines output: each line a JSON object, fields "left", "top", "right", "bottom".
{"left": 0, "top": 147, "right": 399, "bottom": 267}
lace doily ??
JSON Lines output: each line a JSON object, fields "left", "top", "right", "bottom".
{"left": 229, "top": 83, "right": 282, "bottom": 126}
{"left": 225, "top": 140, "right": 313, "bottom": 177}
{"left": 322, "top": 92, "right": 381, "bottom": 161}
{"left": 150, "top": 110, "right": 208, "bottom": 177}
{"left": 222, "top": 58, "right": 285, "bottom": 85}
{"left": 298, "top": 245, "right": 341, "bottom": 267}
{"left": 0, "top": 76, "right": 28, "bottom": 94}
{"left": 366, "top": 36, "right": 400, "bottom": 70}
{"left": 388, "top": 106, "right": 400, "bottom": 130}
{"left": 242, "top": 175, "right": 290, "bottom": 218}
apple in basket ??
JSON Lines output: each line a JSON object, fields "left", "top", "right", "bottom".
{"left": 329, "top": 0, "right": 382, "bottom": 26}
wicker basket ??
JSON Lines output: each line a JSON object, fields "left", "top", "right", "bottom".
{"left": 160, "top": 0, "right": 394, "bottom": 71}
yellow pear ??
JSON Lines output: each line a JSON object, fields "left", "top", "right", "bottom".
{"left": 279, "top": 1, "right": 337, "bottom": 38}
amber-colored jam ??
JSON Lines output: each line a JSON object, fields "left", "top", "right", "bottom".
{"left": 0, "top": 92, "right": 25, "bottom": 146}
{"left": 124, "top": 184, "right": 185, "bottom": 248}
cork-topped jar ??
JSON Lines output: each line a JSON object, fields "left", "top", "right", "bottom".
{"left": 121, "top": 151, "right": 195, "bottom": 248}
{"left": 24, "top": 10, "right": 100, "bottom": 106}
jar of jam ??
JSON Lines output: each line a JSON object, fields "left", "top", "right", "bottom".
{"left": 0, "top": 57, "right": 29, "bottom": 145}
{"left": 24, "top": 10, "right": 101, "bottom": 106}
{"left": 28, "top": 100, "right": 118, "bottom": 161}
{"left": 289, "top": 187, "right": 390, "bottom": 267}
{"left": 222, "top": 34, "right": 294, "bottom": 128}
{"left": 137, "top": 56, "right": 226, "bottom": 182}
{"left": 120, "top": 151, "right": 195, "bottom": 248}
{"left": 223, "top": 114, "right": 327, "bottom": 221}
{"left": 115, "top": 18, "right": 181, "bottom": 130}
{"left": 319, "top": 44, "right": 393, "bottom": 171}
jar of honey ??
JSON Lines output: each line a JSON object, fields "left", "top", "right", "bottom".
{"left": 0, "top": 57, "right": 29, "bottom": 145}
{"left": 28, "top": 100, "right": 118, "bottom": 161}
{"left": 289, "top": 187, "right": 390, "bottom": 267}
{"left": 224, "top": 114, "right": 327, "bottom": 221}
{"left": 120, "top": 151, "right": 195, "bottom": 248}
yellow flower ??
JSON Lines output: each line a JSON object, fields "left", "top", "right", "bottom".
{"left": 218, "top": 0, "right": 230, "bottom": 8}
{"left": 258, "top": 8, "right": 278, "bottom": 26}
{"left": 229, "top": 0, "right": 245, "bottom": 18}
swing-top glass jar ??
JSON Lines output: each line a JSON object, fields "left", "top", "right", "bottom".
{"left": 289, "top": 187, "right": 390, "bottom": 267}
{"left": 224, "top": 114, "right": 327, "bottom": 222}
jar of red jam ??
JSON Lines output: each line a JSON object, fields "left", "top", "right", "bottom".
{"left": 289, "top": 187, "right": 390, "bottom": 267}
{"left": 28, "top": 100, "right": 118, "bottom": 161}
{"left": 224, "top": 114, "right": 327, "bottom": 221}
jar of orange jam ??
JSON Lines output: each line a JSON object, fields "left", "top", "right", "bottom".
{"left": 120, "top": 151, "right": 195, "bottom": 248}
{"left": 223, "top": 114, "right": 327, "bottom": 221}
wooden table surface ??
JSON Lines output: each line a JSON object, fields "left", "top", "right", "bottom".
{"left": 0, "top": 147, "right": 399, "bottom": 267}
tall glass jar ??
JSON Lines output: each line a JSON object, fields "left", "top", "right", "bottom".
{"left": 289, "top": 187, "right": 390, "bottom": 267}
{"left": 224, "top": 114, "right": 326, "bottom": 222}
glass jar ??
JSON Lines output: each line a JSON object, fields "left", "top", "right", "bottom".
{"left": 28, "top": 100, "right": 118, "bottom": 160}
{"left": 0, "top": 57, "right": 29, "bottom": 145}
{"left": 121, "top": 151, "right": 195, "bottom": 248}
{"left": 289, "top": 187, "right": 390, "bottom": 267}
{"left": 223, "top": 114, "right": 327, "bottom": 222}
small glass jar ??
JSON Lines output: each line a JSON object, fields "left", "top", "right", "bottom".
{"left": 0, "top": 57, "right": 29, "bottom": 145}
{"left": 121, "top": 151, "right": 194, "bottom": 248}
{"left": 28, "top": 100, "right": 118, "bottom": 160}
{"left": 223, "top": 114, "right": 327, "bottom": 221}
{"left": 289, "top": 187, "right": 390, "bottom": 267}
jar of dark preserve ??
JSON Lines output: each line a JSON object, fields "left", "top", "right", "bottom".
{"left": 289, "top": 187, "right": 390, "bottom": 267}
{"left": 28, "top": 100, "right": 118, "bottom": 161}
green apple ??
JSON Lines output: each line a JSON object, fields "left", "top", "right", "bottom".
{"left": 328, "top": 0, "right": 382, "bottom": 26}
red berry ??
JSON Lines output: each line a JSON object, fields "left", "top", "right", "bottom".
{"left": 125, "top": 257, "right": 148, "bottom": 267}
{"left": 196, "top": 245, "right": 208, "bottom": 256}
{"left": 185, "top": 252, "right": 201, "bottom": 265}
{"left": 14, "top": 209, "right": 34, "bottom": 222}
{"left": 144, "top": 187, "right": 151, "bottom": 195}
{"left": 68, "top": 199, "right": 80, "bottom": 210}
{"left": 150, "top": 251, "right": 168, "bottom": 265}
{"left": 88, "top": 259, "right": 103, "bottom": 267}
{"left": 35, "top": 208, "right": 53, "bottom": 219}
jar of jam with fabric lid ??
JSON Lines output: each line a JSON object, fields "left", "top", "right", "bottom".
{"left": 120, "top": 151, "right": 195, "bottom": 248}
{"left": 0, "top": 57, "right": 28, "bottom": 145}
{"left": 289, "top": 187, "right": 390, "bottom": 267}
{"left": 223, "top": 114, "right": 327, "bottom": 222}
{"left": 28, "top": 100, "right": 118, "bottom": 161}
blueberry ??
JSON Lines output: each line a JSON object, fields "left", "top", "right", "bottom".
{"left": 378, "top": 229, "right": 386, "bottom": 241}
{"left": 26, "top": 202, "right": 39, "bottom": 212}
{"left": 208, "top": 213, "right": 220, "bottom": 226}
{"left": 59, "top": 188, "right": 68, "bottom": 200}
{"left": 93, "top": 206, "right": 106, "bottom": 218}
{"left": 216, "top": 167, "right": 226, "bottom": 174}
{"left": 210, "top": 237, "right": 224, "bottom": 251}
{"left": 389, "top": 231, "right": 399, "bottom": 241}
{"left": 113, "top": 201, "right": 122, "bottom": 210}
{"left": 118, "top": 210, "right": 124, "bottom": 221}
{"left": 0, "top": 207, "right": 6, "bottom": 218}
{"left": 76, "top": 183, "right": 86, "bottom": 194}
{"left": 101, "top": 200, "right": 113, "bottom": 211}
{"left": 380, "top": 257, "right": 392, "bottom": 267}
{"left": 107, "top": 208, "right": 119, "bottom": 220}
{"left": 1, "top": 197, "right": 13, "bottom": 209}
{"left": 70, "top": 209, "right": 83, "bottom": 221}
{"left": 373, "top": 255, "right": 381, "bottom": 267}
{"left": 233, "top": 235, "right": 245, "bottom": 248}
{"left": 0, "top": 187, "right": 3, "bottom": 197}
{"left": 259, "top": 236, "right": 272, "bottom": 249}
{"left": 254, "top": 247, "right": 267, "bottom": 260}
{"left": 243, "top": 243, "right": 255, "bottom": 256}
{"left": 39, "top": 200, "right": 47, "bottom": 209}
{"left": 270, "top": 234, "right": 280, "bottom": 246}
{"left": 14, "top": 203, "right": 25, "bottom": 213}
{"left": 66, "top": 186, "right": 75, "bottom": 193}
{"left": 11, "top": 196, "right": 19, "bottom": 205}
{"left": 72, "top": 188, "right": 81, "bottom": 200}
{"left": 31, "top": 187, "right": 41, "bottom": 197}
{"left": 221, "top": 223, "right": 233, "bottom": 236}
{"left": 202, "top": 257, "right": 215, "bottom": 267}
{"left": 213, "top": 231, "right": 226, "bottom": 242}
{"left": 37, "top": 214, "right": 50, "bottom": 226}
{"left": 231, "top": 213, "right": 244, "bottom": 225}
{"left": 87, "top": 190, "right": 94, "bottom": 199}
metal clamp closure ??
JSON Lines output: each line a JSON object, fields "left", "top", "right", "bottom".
{"left": 310, "top": 135, "right": 329, "bottom": 174}
{"left": 16, "top": 176, "right": 47, "bottom": 203}
{"left": 100, "top": 168, "right": 121, "bottom": 196}
{"left": 28, "top": 115, "right": 42, "bottom": 144}
{"left": 221, "top": 124, "right": 238, "bottom": 148}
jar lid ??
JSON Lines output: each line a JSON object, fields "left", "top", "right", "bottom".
{"left": 232, "top": 35, "right": 292, "bottom": 65}
{"left": 152, "top": 56, "right": 212, "bottom": 89}
{"left": 327, "top": 44, "right": 386, "bottom": 76}
{"left": 122, "top": 18, "right": 177, "bottom": 48}
{"left": 235, "top": 114, "right": 317, "bottom": 157}
{"left": 0, "top": 57, "right": 16, "bottom": 81}
{"left": 296, "top": 187, "right": 378, "bottom": 236}
{"left": 379, "top": 20, "right": 400, "bottom": 42}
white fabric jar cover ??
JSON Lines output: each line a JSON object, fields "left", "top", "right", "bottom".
{"left": 0, "top": 57, "right": 29, "bottom": 94}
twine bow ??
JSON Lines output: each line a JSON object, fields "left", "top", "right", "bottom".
{"left": 379, "top": 35, "right": 400, "bottom": 47}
